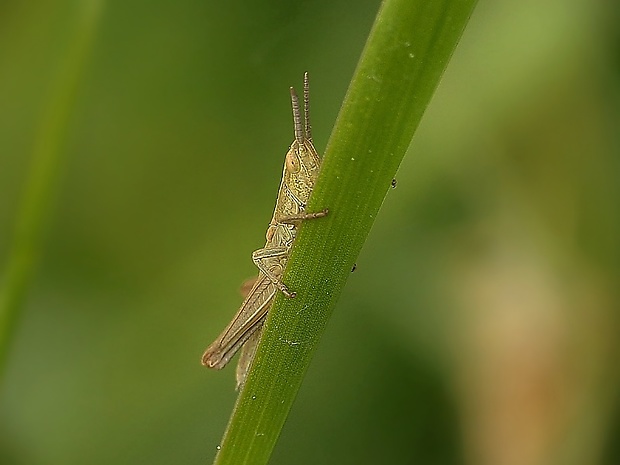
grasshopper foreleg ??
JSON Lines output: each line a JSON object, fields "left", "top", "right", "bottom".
{"left": 278, "top": 208, "right": 328, "bottom": 224}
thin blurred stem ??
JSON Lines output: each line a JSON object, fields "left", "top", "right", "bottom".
{"left": 0, "top": 0, "right": 104, "bottom": 381}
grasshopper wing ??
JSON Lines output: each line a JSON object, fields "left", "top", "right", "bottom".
{"left": 201, "top": 273, "right": 276, "bottom": 370}
{"left": 235, "top": 324, "right": 264, "bottom": 390}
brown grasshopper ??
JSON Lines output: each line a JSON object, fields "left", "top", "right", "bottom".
{"left": 201, "top": 73, "right": 327, "bottom": 389}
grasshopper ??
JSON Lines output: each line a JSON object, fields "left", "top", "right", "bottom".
{"left": 201, "top": 73, "right": 327, "bottom": 389}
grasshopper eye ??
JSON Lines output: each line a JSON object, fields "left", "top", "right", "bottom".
{"left": 285, "top": 151, "right": 301, "bottom": 173}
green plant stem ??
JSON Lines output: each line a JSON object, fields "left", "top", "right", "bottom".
{"left": 0, "top": 1, "right": 103, "bottom": 380}
{"left": 213, "top": 0, "right": 478, "bottom": 463}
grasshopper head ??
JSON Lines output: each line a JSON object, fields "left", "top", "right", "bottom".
{"left": 284, "top": 139, "right": 321, "bottom": 203}
{"left": 285, "top": 74, "right": 321, "bottom": 203}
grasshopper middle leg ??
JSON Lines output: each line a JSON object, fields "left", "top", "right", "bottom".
{"left": 251, "top": 246, "right": 292, "bottom": 296}
{"left": 252, "top": 208, "right": 328, "bottom": 298}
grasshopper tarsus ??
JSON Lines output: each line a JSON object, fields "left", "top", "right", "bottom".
{"left": 309, "top": 208, "right": 328, "bottom": 219}
{"left": 280, "top": 284, "right": 295, "bottom": 298}
{"left": 279, "top": 208, "right": 328, "bottom": 224}
{"left": 303, "top": 209, "right": 328, "bottom": 220}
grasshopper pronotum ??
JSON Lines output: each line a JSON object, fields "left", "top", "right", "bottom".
{"left": 201, "top": 73, "right": 327, "bottom": 388}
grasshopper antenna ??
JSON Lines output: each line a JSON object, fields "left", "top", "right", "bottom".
{"left": 303, "top": 72, "right": 312, "bottom": 142}
{"left": 290, "top": 86, "right": 304, "bottom": 144}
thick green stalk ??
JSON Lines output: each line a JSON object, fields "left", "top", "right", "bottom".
{"left": 213, "top": 0, "right": 478, "bottom": 463}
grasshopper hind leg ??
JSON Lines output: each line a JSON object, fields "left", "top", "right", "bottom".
{"left": 235, "top": 323, "right": 264, "bottom": 389}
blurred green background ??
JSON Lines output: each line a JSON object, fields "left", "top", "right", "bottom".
{"left": 1, "top": 0, "right": 619, "bottom": 464}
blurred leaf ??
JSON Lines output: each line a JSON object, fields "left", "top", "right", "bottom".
{"left": 0, "top": 1, "right": 104, "bottom": 378}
